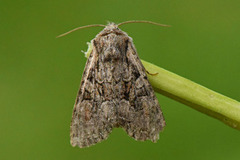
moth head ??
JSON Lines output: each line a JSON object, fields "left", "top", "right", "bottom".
{"left": 105, "top": 22, "right": 119, "bottom": 30}
{"left": 99, "top": 22, "right": 124, "bottom": 36}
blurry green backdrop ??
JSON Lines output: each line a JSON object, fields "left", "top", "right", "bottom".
{"left": 1, "top": 0, "right": 240, "bottom": 160}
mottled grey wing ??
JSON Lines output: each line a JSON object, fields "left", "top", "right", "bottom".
{"left": 70, "top": 43, "right": 115, "bottom": 148}
{"left": 118, "top": 41, "right": 165, "bottom": 142}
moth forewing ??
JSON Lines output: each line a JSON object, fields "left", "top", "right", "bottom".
{"left": 70, "top": 23, "right": 165, "bottom": 148}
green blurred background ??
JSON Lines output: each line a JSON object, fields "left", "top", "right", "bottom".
{"left": 1, "top": 0, "right": 240, "bottom": 159}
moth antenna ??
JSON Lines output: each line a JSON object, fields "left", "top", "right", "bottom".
{"left": 118, "top": 20, "right": 171, "bottom": 27}
{"left": 57, "top": 24, "right": 105, "bottom": 38}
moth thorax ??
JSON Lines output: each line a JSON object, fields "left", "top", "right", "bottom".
{"left": 103, "top": 46, "right": 122, "bottom": 62}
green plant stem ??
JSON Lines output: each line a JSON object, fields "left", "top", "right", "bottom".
{"left": 142, "top": 60, "right": 240, "bottom": 130}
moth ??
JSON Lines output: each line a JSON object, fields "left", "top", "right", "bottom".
{"left": 58, "top": 21, "right": 169, "bottom": 148}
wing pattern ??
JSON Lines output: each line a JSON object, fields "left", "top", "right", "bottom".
{"left": 70, "top": 30, "right": 165, "bottom": 148}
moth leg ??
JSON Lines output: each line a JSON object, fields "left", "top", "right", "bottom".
{"left": 146, "top": 70, "right": 158, "bottom": 76}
